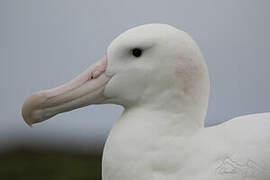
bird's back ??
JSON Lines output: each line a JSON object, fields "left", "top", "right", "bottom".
{"left": 199, "top": 113, "right": 270, "bottom": 180}
{"left": 218, "top": 112, "right": 270, "bottom": 149}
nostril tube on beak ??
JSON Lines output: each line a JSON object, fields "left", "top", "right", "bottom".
{"left": 89, "top": 55, "right": 108, "bottom": 80}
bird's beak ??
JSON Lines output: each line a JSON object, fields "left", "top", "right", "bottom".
{"left": 22, "top": 55, "right": 111, "bottom": 126}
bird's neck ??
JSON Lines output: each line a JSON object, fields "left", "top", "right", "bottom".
{"left": 118, "top": 105, "right": 203, "bottom": 138}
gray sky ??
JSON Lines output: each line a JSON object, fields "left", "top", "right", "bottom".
{"left": 0, "top": 0, "right": 270, "bottom": 151}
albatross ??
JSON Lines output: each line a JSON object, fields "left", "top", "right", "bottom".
{"left": 22, "top": 24, "right": 270, "bottom": 180}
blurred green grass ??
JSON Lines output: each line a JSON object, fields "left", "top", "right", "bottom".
{"left": 0, "top": 148, "right": 102, "bottom": 180}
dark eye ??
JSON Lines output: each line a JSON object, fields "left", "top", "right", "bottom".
{"left": 131, "top": 48, "right": 143, "bottom": 58}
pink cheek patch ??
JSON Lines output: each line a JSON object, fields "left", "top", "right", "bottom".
{"left": 174, "top": 59, "right": 202, "bottom": 95}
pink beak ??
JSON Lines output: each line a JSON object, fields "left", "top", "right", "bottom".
{"left": 22, "top": 55, "right": 111, "bottom": 126}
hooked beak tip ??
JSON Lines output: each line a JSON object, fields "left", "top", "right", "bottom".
{"left": 22, "top": 92, "right": 46, "bottom": 127}
{"left": 22, "top": 108, "right": 33, "bottom": 127}
{"left": 26, "top": 121, "right": 33, "bottom": 127}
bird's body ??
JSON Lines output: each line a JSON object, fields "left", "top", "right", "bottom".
{"left": 22, "top": 24, "right": 270, "bottom": 180}
{"left": 103, "top": 110, "right": 270, "bottom": 180}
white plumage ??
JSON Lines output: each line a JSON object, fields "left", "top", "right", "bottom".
{"left": 22, "top": 24, "right": 270, "bottom": 180}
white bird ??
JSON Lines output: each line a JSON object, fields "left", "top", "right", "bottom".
{"left": 22, "top": 24, "right": 270, "bottom": 180}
